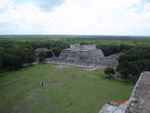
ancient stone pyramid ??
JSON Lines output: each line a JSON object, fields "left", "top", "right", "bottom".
{"left": 46, "top": 43, "right": 121, "bottom": 68}
{"left": 47, "top": 44, "right": 104, "bottom": 67}
{"left": 58, "top": 44, "right": 104, "bottom": 66}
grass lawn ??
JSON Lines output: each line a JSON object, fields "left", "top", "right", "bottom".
{"left": 0, "top": 64, "right": 134, "bottom": 113}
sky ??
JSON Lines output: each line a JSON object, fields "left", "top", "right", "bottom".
{"left": 0, "top": 0, "right": 150, "bottom": 35}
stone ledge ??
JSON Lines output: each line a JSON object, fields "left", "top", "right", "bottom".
{"left": 99, "top": 71, "right": 150, "bottom": 113}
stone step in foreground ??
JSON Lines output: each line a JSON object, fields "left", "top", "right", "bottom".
{"left": 99, "top": 71, "right": 150, "bottom": 113}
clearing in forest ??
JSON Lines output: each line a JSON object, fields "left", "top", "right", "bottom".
{"left": 0, "top": 64, "right": 134, "bottom": 113}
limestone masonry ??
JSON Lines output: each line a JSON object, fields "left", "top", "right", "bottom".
{"left": 46, "top": 44, "right": 122, "bottom": 68}
{"left": 99, "top": 71, "right": 150, "bottom": 113}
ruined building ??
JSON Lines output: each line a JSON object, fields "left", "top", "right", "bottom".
{"left": 46, "top": 44, "right": 122, "bottom": 68}
{"left": 34, "top": 48, "right": 55, "bottom": 63}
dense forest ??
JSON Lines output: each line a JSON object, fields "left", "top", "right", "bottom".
{"left": 0, "top": 35, "right": 150, "bottom": 79}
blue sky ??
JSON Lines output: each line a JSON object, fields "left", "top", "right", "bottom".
{"left": 0, "top": 0, "right": 150, "bottom": 35}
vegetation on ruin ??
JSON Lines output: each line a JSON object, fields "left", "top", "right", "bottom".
{"left": 0, "top": 64, "right": 134, "bottom": 113}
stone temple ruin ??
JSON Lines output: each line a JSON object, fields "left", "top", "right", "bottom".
{"left": 34, "top": 48, "right": 55, "bottom": 63}
{"left": 99, "top": 71, "right": 150, "bottom": 113}
{"left": 46, "top": 44, "right": 122, "bottom": 68}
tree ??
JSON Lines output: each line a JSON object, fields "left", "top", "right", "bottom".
{"left": 3, "top": 54, "right": 23, "bottom": 70}
{"left": 104, "top": 67, "right": 115, "bottom": 75}
{"left": 38, "top": 50, "right": 47, "bottom": 62}
{"left": 117, "top": 47, "right": 150, "bottom": 78}
{"left": 52, "top": 47, "right": 62, "bottom": 57}
{"left": 46, "top": 51, "right": 53, "bottom": 57}
{"left": 104, "top": 67, "right": 115, "bottom": 79}
{"left": 116, "top": 55, "right": 130, "bottom": 78}
{"left": 0, "top": 57, "right": 3, "bottom": 72}
{"left": 25, "top": 55, "right": 35, "bottom": 64}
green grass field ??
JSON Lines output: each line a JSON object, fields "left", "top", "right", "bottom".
{"left": 0, "top": 64, "right": 134, "bottom": 113}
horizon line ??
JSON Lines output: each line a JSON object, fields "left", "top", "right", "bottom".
{"left": 0, "top": 34, "right": 150, "bottom": 37}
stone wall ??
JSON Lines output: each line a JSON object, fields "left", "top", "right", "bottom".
{"left": 70, "top": 44, "right": 96, "bottom": 51}
{"left": 99, "top": 53, "right": 123, "bottom": 68}
{"left": 125, "top": 71, "right": 150, "bottom": 113}
{"left": 99, "top": 71, "right": 150, "bottom": 113}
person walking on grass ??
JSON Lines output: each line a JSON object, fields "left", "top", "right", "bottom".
{"left": 72, "top": 73, "right": 76, "bottom": 79}
{"left": 40, "top": 81, "right": 46, "bottom": 89}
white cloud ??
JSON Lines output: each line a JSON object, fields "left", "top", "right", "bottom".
{"left": 0, "top": 0, "right": 9, "bottom": 8}
{"left": 34, "top": 0, "right": 66, "bottom": 12}
{"left": 0, "top": 0, "right": 14, "bottom": 9}
{"left": 0, "top": 0, "right": 150, "bottom": 35}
